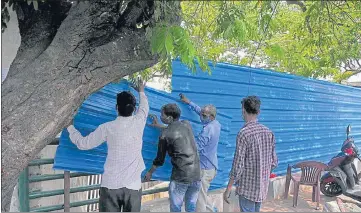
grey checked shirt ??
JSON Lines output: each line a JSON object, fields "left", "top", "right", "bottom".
{"left": 67, "top": 92, "right": 149, "bottom": 190}
{"left": 229, "top": 120, "right": 278, "bottom": 202}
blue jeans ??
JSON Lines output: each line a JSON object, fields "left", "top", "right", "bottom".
{"left": 169, "top": 180, "right": 201, "bottom": 212}
{"left": 239, "top": 196, "right": 262, "bottom": 212}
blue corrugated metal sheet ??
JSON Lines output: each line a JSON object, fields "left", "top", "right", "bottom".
{"left": 54, "top": 60, "right": 361, "bottom": 190}
{"left": 172, "top": 60, "right": 361, "bottom": 179}
{"left": 54, "top": 80, "right": 231, "bottom": 189}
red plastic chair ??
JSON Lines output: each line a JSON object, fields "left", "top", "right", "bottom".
{"left": 284, "top": 161, "right": 328, "bottom": 209}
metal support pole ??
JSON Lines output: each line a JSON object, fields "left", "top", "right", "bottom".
{"left": 18, "top": 167, "right": 30, "bottom": 212}
{"left": 64, "top": 171, "right": 70, "bottom": 212}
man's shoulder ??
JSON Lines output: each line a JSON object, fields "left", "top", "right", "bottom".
{"left": 99, "top": 120, "right": 116, "bottom": 128}
{"left": 105, "top": 117, "right": 133, "bottom": 129}
{"left": 107, "top": 117, "right": 124, "bottom": 125}
{"left": 213, "top": 119, "right": 221, "bottom": 128}
{"left": 181, "top": 120, "right": 191, "bottom": 126}
{"left": 206, "top": 120, "right": 221, "bottom": 130}
{"left": 240, "top": 122, "right": 273, "bottom": 137}
{"left": 256, "top": 123, "right": 272, "bottom": 133}
{"left": 163, "top": 121, "right": 186, "bottom": 134}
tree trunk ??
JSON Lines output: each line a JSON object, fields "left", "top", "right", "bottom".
{"left": 1, "top": 0, "right": 163, "bottom": 211}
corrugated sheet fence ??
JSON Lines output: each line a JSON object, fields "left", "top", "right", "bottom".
{"left": 172, "top": 60, "right": 361, "bottom": 177}
{"left": 54, "top": 60, "right": 361, "bottom": 190}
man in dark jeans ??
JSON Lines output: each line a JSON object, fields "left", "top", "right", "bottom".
{"left": 144, "top": 103, "right": 201, "bottom": 212}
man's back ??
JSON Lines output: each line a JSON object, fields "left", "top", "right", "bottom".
{"left": 101, "top": 115, "right": 147, "bottom": 189}
{"left": 68, "top": 91, "right": 149, "bottom": 190}
{"left": 155, "top": 120, "right": 201, "bottom": 183}
{"left": 231, "top": 121, "right": 277, "bottom": 202}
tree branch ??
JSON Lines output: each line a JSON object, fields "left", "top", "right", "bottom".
{"left": 331, "top": 1, "right": 356, "bottom": 23}
{"left": 286, "top": 0, "right": 312, "bottom": 33}
{"left": 117, "top": 0, "right": 154, "bottom": 29}
{"left": 346, "top": 70, "right": 361, "bottom": 75}
{"left": 286, "top": 0, "right": 306, "bottom": 12}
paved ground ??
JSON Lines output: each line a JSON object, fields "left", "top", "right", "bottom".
{"left": 261, "top": 187, "right": 361, "bottom": 212}
{"left": 140, "top": 186, "right": 361, "bottom": 212}
{"left": 262, "top": 188, "right": 329, "bottom": 212}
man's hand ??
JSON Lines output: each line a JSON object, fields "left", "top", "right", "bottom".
{"left": 223, "top": 188, "right": 231, "bottom": 204}
{"left": 143, "top": 171, "right": 153, "bottom": 182}
{"left": 149, "top": 114, "right": 159, "bottom": 126}
{"left": 132, "top": 78, "right": 146, "bottom": 92}
{"left": 147, "top": 114, "right": 166, "bottom": 129}
{"left": 179, "top": 93, "right": 191, "bottom": 104}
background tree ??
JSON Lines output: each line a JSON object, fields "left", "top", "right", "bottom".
{"left": 180, "top": 1, "right": 361, "bottom": 81}
{"left": 1, "top": 1, "right": 360, "bottom": 211}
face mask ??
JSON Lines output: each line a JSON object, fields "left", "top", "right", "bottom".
{"left": 200, "top": 115, "right": 211, "bottom": 124}
{"left": 161, "top": 114, "right": 173, "bottom": 124}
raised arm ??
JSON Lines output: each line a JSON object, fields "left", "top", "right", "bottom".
{"left": 135, "top": 91, "right": 149, "bottom": 122}
{"left": 67, "top": 124, "right": 107, "bottom": 150}
{"left": 180, "top": 93, "right": 201, "bottom": 115}
{"left": 148, "top": 114, "right": 167, "bottom": 130}
{"left": 133, "top": 79, "right": 149, "bottom": 123}
{"left": 189, "top": 102, "right": 201, "bottom": 115}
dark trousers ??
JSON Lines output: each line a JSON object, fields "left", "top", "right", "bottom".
{"left": 99, "top": 187, "right": 142, "bottom": 212}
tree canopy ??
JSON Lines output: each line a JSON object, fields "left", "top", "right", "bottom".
{"left": 3, "top": 1, "right": 360, "bottom": 82}
{"left": 149, "top": 0, "right": 360, "bottom": 82}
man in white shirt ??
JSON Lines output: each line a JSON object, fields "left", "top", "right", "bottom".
{"left": 67, "top": 80, "right": 149, "bottom": 212}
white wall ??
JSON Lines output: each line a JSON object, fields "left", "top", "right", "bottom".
{"left": 1, "top": 6, "right": 20, "bottom": 81}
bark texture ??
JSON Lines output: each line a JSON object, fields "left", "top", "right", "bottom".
{"left": 1, "top": 0, "right": 170, "bottom": 210}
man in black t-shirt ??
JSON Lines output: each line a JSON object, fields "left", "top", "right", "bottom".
{"left": 144, "top": 103, "right": 201, "bottom": 212}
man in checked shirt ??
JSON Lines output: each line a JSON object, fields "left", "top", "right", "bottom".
{"left": 223, "top": 96, "right": 278, "bottom": 212}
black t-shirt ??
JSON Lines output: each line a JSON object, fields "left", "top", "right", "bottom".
{"left": 153, "top": 120, "right": 201, "bottom": 183}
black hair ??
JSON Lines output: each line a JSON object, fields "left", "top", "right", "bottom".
{"left": 242, "top": 96, "right": 261, "bottom": 114}
{"left": 117, "top": 91, "right": 136, "bottom": 117}
{"left": 161, "top": 104, "right": 181, "bottom": 120}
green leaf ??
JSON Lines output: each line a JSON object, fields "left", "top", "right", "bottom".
{"left": 234, "top": 19, "right": 246, "bottom": 42}
{"left": 240, "top": 57, "right": 251, "bottom": 65}
{"left": 306, "top": 2, "right": 318, "bottom": 16}
{"left": 151, "top": 26, "right": 167, "bottom": 54}
{"left": 33, "top": 1, "right": 38, "bottom": 10}
{"left": 271, "top": 44, "right": 284, "bottom": 58}
{"left": 165, "top": 32, "right": 174, "bottom": 55}
{"left": 260, "top": 14, "right": 271, "bottom": 33}
{"left": 223, "top": 25, "right": 233, "bottom": 39}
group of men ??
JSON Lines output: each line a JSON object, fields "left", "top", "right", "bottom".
{"left": 67, "top": 80, "right": 278, "bottom": 212}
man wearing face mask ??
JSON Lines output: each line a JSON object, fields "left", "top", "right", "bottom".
{"left": 180, "top": 94, "right": 221, "bottom": 212}
{"left": 144, "top": 104, "right": 201, "bottom": 212}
